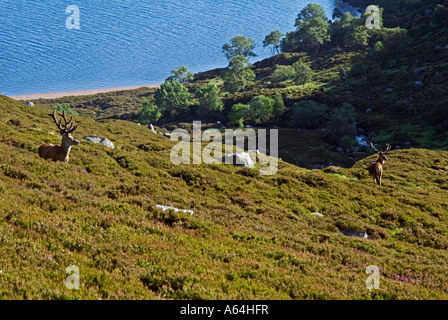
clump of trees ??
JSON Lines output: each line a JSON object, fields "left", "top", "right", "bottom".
{"left": 195, "top": 84, "right": 223, "bottom": 118}
{"left": 263, "top": 30, "right": 284, "bottom": 54}
{"left": 222, "top": 55, "right": 255, "bottom": 93}
{"left": 326, "top": 103, "right": 357, "bottom": 146}
{"left": 282, "top": 3, "right": 330, "bottom": 54}
{"left": 166, "top": 66, "right": 194, "bottom": 83}
{"left": 138, "top": 98, "right": 161, "bottom": 125}
{"left": 154, "top": 81, "right": 191, "bottom": 118}
{"left": 221, "top": 36, "right": 256, "bottom": 93}
{"left": 229, "top": 95, "right": 275, "bottom": 127}
{"left": 290, "top": 100, "right": 328, "bottom": 129}
{"left": 271, "top": 60, "right": 314, "bottom": 88}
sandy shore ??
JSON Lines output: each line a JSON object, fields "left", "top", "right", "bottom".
{"left": 9, "top": 84, "right": 161, "bottom": 101}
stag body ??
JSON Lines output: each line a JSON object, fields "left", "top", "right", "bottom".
{"left": 368, "top": 143, "right": 391, "bottom": 186}
{"left": 38, "top": 111, "right": 80, "bottom": 162}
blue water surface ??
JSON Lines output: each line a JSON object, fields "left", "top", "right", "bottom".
{"left": 0, "top": 0, "right": 342, "bottom": 96}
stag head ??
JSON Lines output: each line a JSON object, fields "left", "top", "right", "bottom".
{"left": 49, "top": 111, "right": 80, "bottom": 146}
{"left": 370, "top": 143, "right": 391, "bottom": 161}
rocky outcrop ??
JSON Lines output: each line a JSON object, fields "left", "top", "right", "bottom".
{"left": 83, "top": 135, "right": 115, "bottom": 149}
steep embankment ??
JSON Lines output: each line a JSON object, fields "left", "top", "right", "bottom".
{"left": 1, "top": 95, "right": 448, "bottom": 299}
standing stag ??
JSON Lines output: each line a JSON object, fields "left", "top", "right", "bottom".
{"left": 368, "top": 143, "right": 391, "bottom": 186}
{"left": 38, "top": 111, "right": 80, "bottom": 162}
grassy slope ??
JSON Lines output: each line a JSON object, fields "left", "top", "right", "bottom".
{"left": 1, "top": 95, "right": 448, "bottom": 299}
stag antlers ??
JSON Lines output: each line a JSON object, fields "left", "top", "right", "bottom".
{"left": 49, "top": 110, "right": 78, "bottom": 135}
{"left": 370, "top": 143, "right": 391, "bottom": 156}
{"left": 368, "top": 143, "right": 391, "bottom": 186}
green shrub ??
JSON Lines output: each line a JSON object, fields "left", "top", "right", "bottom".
{"left": 290, "top": 100, "right": 328, "bottom": 129}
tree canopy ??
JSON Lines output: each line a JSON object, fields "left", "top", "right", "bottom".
{"left": 295, "top": 3, "right": 328, "bottom": 26}
{"left": 166, "top": 66, "right": 194, "bottom": 83}
{"left": 222, "top": 56, "right": 255, "bottom": 92}
{"left": 138, "top": 98, "right": 161, "bottom": 125}
{"left": 154, "top": 81, "right": 190, "bottom": 118}
{"left": 263, "top": 30, "right": 284, "bottom": 54}
{"left": 222, "top": 36, "right": 256, "bottom": 60}
{"left": 195, "top": 84, "right": 223, "bottom": 117}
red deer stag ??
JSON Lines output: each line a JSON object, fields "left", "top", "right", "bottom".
{"left": 38, "top": 111, "right": 80, "bottom": 162}
{"left": 368, "top": 143, "right": 391, "bottom": 186}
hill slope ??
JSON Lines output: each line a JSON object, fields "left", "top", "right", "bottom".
{"left": 1, "top": 95, "right": 448, "bottom": 299}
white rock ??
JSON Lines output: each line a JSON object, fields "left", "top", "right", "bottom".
{"left": 23, "top": 101, "right": 34, "bottom": 107}
{"left": 155, "top": 205, "right": 194, "bottom": 215}
{"left": 82, "top": 135, "right": 115, "bottom": 149}
{"left": 221, "top": 152, "right": 255, "bottom": 168}
{"left": 311, "top": 212, "right": 324, "bottom": 217}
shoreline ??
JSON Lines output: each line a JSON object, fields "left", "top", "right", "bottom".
{"left": 8, "top": 84, "right": 161, "bottom": 101}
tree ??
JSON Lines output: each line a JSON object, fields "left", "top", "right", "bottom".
{"left": 263, "top": 30, "right": 284, "bottom": 54}
{"left": 375, "top": 27, "right": 408, "bottom": 61}
{"left": 154, "top": 81, "right": 190, "bottom": 118}
{"left": 296, "top": 17, "right": 331, "bottom": 54}
{"left": 166, "top": 66, "right": 194, "bottom": 83}
{"left": 195, "top": 84, "right": 223, "bottom": 117}
{"left": 331, "top": 12, "right": 357, "bottom": 47}
{"left": 280, "top": 31, "right": 299, "bottom": 53}
{"left": 344, "top": 25, "right": 369, "bottom": 50}
{"left": 293, "top": 61, "right": 314, "bottom": 88}
{"left": 248, "top": 95, "right": 274, "bottom": 124}
{"left": 273, "top": 92, "right": 286, "bottom": 119}
{"left": 290, "top": 100, "right": 328, "bottom": 129}
{"left": 222, "top": 36, "right": 256, "bottom": 60}
{"left": 138, "top": 98, "right": 161, "bottom": 125}
{"left": 55, "top": 103, "right": 78, "bottom": 116}
{"left": 222, "top": 55, "right": 255, "bottom": 92}
{"left": 295, "top": 3, "right": 328, "bottom": 26}
{"left": 332, "top": 7, "right": 344, "bottom": 20}
{"left": 293, "top": 4, "right": 330, "bottom": 54}
{"left": 326, "top": 103, "right": 356, "bottom": 144}
{"left": 229, "top": 103, "right": 251, "bottom": 128}
{"left": 271, "top": 65, "right": 296, "bottom": 83}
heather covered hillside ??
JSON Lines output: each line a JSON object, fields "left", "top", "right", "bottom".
{"left": 1, "top": 95, "right": 448, "bottom": 299}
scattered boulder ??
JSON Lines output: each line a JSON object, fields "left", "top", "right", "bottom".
{"left": 434, "top": 72, "right": 441, "bottom": 78}
{"left": 395, "top": 145, "right": 401, "bottom": 149}
{"left": 23, "top": 101, "right": 34, "bottom": 107}
{"left": 83, "top": 135, "right": 115, "bottom": 149}
{"left": 385, "top": 88, "right": 393, "bottom": 93}
{"left": 149, "top": 124, "right": 157, "bottom": 134}
{"left": 414, "top": 67, "right": 425, "bottom": 74}
{"left": 163, "top": 132, "right": 172, "bottom": 139}
{"left": 156, "top": 205, "right": 193, "bottom": 216}
{"left": 336, "top": 147, "right": 344, "bottom": 153}
{"left": 221, "top": 152, "right": 255, "bottom": 168}
{"left": 414, "top": 80, "right": 423, "bottom": 87}
{"left": 425, "top": 9, "right": 432, "bottom": 15}
{"left": 340, "top": 230, "right": 369, "bottom": 239}
{"left": 366, "top": 108, "right": 372, "bottom": 113}
{"left": 311, "top": 212, "right": 324, "bottom": 217}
